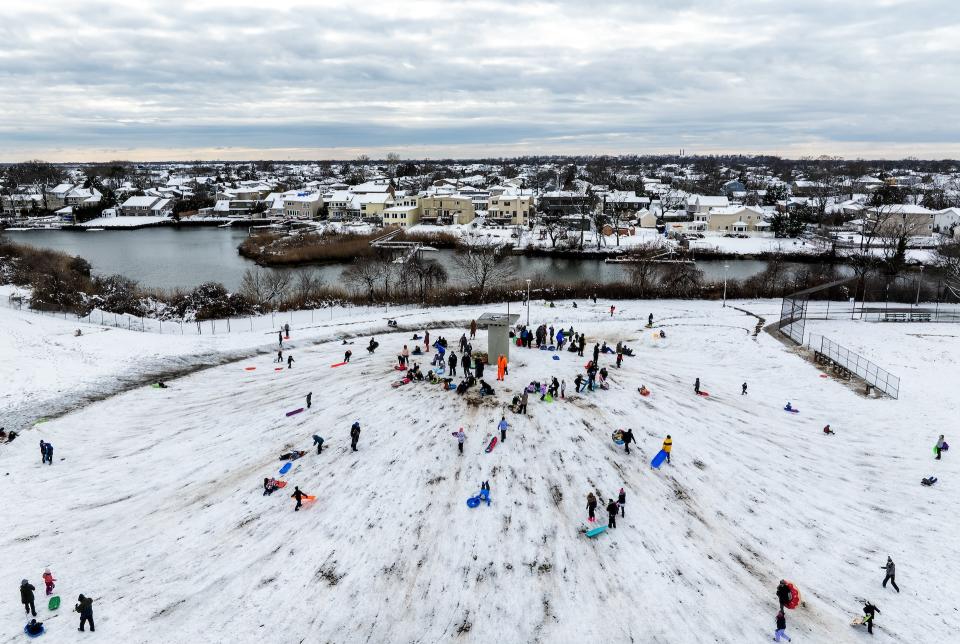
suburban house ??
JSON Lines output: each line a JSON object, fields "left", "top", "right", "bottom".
{"left": 1, "top": 193, "right": 44, "bottom": 216}
{"left": 933, "top": 208, "right": 960, "bottom": 234}
{"left": 691, "top": 205, "right": 767, "bottom": 232}
{"left": 487, "top": 194, "right": 532, "bottom": 226}
{"left": 119, "top": 195, "right": 174, "bottom": 217}
{"left": 538, "top": 191, "right": 594, "bottom": 220}
{"left": 418, "top": 194, "right": 476, "bottom": 225}
{"left": 282, "top": 192, "right": 323, "bottom": 219}
{"left": 686, "top": 195, "right": 729, "bottom": 215}
{"left": 864, "top": 204, "right": 935, "bottom": 236}
{"left": 381, "top": 205, "right": 421, "bottom": 227}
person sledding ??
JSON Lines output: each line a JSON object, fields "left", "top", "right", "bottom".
{"left": 343, "top": 349, "right": 352, "bottom": 363}
{"left": 823, "top": 424, "right": 835, "bottom": 435}
{"left": 638, "top": 384, "right": 650, "bottom": 396}
{"left": 263, "top": 478, "right": 281, "bottom": 495}
{"left": 935, "top": 434, "right": 946, "bottom": 459}
{"left": 784, "top": 402, "right": 794, "bottom": 412}
{"left": 25, "top": 618, "right": 44, "bottom": 636}
{"left": 279, "top": 450, "right": 306, "bottom": 461}
{"left": 367, "top": 337, "right": 379, "bottom": 354}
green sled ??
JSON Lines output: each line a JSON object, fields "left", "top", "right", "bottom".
{"left": 48, "top": 596, "right": 60, "bottom": 610}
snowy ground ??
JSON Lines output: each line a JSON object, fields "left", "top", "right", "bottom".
{"left": 2, "top": 298, "right": 958, "bottom": 643}
{"left": 78, "top": 216, "right": 172, "bottom": 229}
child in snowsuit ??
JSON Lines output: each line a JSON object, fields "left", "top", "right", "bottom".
{"left": 935, "top": 434, "right": 945, "bottom": 459}
{"left": 498, "top": 417, "right": 510, "bottom": 443}
{"left": 25, "top": 619, "right": 43, "bottom": 636}
{"left": 42, "top": 570, "right": 55, "bottom": 596}
{"left": 313, "top": 435, "right": 324, "bottom": 454}
{"left": 586, "top": 492, "right": 597, "bottom": 522}
{"left": 774, "top": 610, "right": 791, "bottom": 641}
{"left": 453, "top": 428, "right": 466, "bottom": 453}
{"left": 617, "top": 488, "right": 626, "bottom": 518}
{"left": 823, "top": 424, "right": 835, "bottom": 435}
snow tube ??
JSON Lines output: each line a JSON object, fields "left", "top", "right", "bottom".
{"left": 548, "top": 346, "right": 556, "bottom": 351}
{"left": 447, "top": 383, "right": 457, "bottom": 390}
{"left": 24, "top": 625, "right": 45, "bottom": 638}
{"left": 466, "top": 497, "right": 481, "bottom": 508}
{"left": 612, "top": 430, "right": 624, "bottom": 445}
{"left": 784, "top": 407, "right": 799, "bottom": 414}
{"left": 552, "top": 355, "right": 560, "bottom": 360}
{"left": 785, "top": 582, "right": 801, "bottom": 609}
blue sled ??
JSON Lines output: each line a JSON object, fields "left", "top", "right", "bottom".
{"left": 651, "top": 449, "right": 668, "bottom": 469}
{"left": 24, "top": 625, "right": 45, "bottom": 638}
{"left": 784, "top": 407, "right": 799, "bottom": 414}
{"left": 466, "top": 488, "right": 491, "bottom": 508}
{"left": 585, "top": 524, "right": 607, "bottom": 538}
{"left": 552, "top": 355, "right": 560, "bottom": 361}
{"left": 279, "top": 462, "right": 292, "bottom": 475}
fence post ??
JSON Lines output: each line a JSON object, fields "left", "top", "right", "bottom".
{"left": 227, "top": 317, "right": 231, "bottom": 332}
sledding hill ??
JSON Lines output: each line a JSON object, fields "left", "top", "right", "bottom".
{"left": 2, "top": 300, "right": 958, "bottom": 643}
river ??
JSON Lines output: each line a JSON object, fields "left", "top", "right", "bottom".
{"left": 5, "top": 228, "right": 834, "bottom": 291}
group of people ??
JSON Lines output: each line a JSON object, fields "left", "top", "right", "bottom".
{"left": 19, "top": 577, "right": 95, "bottom": 634}
{"left": 585, "top": 488, "right": 627, "bottom": 528}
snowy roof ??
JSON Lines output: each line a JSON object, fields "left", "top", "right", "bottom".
{"left": 688, "top": 195, "right": 729, "bottom": 207}
{"left": 121, "top": 196, "right": 159, "bottom": 208}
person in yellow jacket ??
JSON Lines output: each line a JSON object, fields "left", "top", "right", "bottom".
{"left": 662, "top": 435, "right": 673, "bottom": 464}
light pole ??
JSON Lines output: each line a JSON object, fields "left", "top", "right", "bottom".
{"left": 915, "top": 265, "right": 924, "bottom": 306}
{"left": 526, "top": 279, "right": 531, "bottom": 326}
{"left": 722, "top": 264, "right": 729, "bottom": 307}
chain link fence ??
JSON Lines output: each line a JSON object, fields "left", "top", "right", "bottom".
{"left": 806, "top": 333, "right": 901, "bottom": 398}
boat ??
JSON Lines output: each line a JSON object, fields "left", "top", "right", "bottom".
{"left": 86, "top": 228, "right": 105, "bottom": 232}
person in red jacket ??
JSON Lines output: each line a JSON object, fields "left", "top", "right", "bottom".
{"left": 42, "top": 570, "right": 55, "bottom": 596}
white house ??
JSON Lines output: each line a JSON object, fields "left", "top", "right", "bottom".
{"left": 934, "top": 208, "right": 960, "bottom": 234}
{"left": 120, "top": 195, "right": 173, "bottom": 217}
{"left": 686, "top": 195, "right": 729, "bottom": 215}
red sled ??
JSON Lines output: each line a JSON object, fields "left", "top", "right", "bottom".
{"left": 785, "top": 582, "right": 801, "bottom": 609}
{"left": 485, "top": 436, "right": 498, "bottom": 453}
{"left": 244, "top": 367, "right": 256, "bottom": 371}
{"left": 697, "top": 391, "right": 710, "bottom": 397}
{"left": 394, "top": 365, "right": 406, "bottom": 371}
{"left": 274, "top": 367, "right": 284, "bottom": 372}
{"left": 330, "top": 362, "right": 348, "bottom": 368}
{"left": 391, "top": 378, "right": 412, "bottom": 388}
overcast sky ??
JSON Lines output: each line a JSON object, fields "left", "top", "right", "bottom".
{"left": 1, "top": 0, "right": 958, "bottom": 162}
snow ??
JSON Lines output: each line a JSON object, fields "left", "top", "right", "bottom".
{"left": 2, "top": 298, "right": 958, "bottom": 642}
{"left": 79, "top": 216, "right": 172, "bottom": 229}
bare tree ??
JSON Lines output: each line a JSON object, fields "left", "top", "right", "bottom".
{"left": 877, "top": 209, "right": 930, "bottom": 281}
{"left": 385, "top": 152, "right": 401, "bottom": 179}
{"left": 659, "top": 261, "right": 704, "bottom": 298}
{"left": 342, "top": 256, "right": 381, "bottom": 303}
{"left": 453, "top": 242, "right": 512, "bottom": 301}
{"left": 625, "top": 241, "right": 665, "bottom": 296}
{"left": 293, "top": 270, "right": 326, "bottom": 301}
{"left": 240, "top": 267, "right": 292, "bottom": 308}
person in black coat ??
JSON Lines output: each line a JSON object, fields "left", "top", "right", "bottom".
{"left": 291, "top": 487, "right": 308, "bottom": 512}
{"left": 76, "top": 593, "right": 94, "bottom": 632}
{"left": 621, "top": 429, "right": 635, "bottom": 454}
{"left": 862, "top": 601, "right": 880, "bottom": 634}
{"left": 617, "top": 488, "right": 626, "bottom": 518}
{"left": 461, "top": 353, "right": 472, "bottom": 376}
{"left": 606, "top": 499, "right": 618, "bottom": 529}
{"left": 20, "top": 580, "right": 36, "bottom": 617}
{"left": 474, "top": 359, "right": 484, "bottom": 379}
{"left": 25, "top": 619, "right": 43, "bottom": 636}
{"left": 776, "top": 580, "right": 790, "bottom": 610}
{"left": 350, "top": 422, "right": 361, "bottom": 451}
{"left": 448, "top": 352, "right": 457, "bottom": 377}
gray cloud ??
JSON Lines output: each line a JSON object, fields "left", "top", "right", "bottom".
{"left": 0, "top": 0, "right": 958, "bottom": 161}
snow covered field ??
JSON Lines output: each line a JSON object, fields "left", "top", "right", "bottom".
{"left": 2, "top": 299, "right": 958, "bottom": 643}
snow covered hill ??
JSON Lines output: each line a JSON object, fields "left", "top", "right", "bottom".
{"left": 2, "top": 300, "right": 958, "bottom": 643}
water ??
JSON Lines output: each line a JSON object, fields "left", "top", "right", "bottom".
{"left": 5, "top": 227, "right": 824, "bottom": 291}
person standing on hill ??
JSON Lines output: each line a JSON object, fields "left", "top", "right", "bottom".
{"left": 621, "top": 428, "right": 635, "bottom": 454}
{"left": 881, "top": 557, "right": 899, "bottom": 592}
{"left": 306, "top": 392, "right": 312, "bottom": 409}
{"left": 39, "top": 440, "right": 47, "bottom": 464}
{"left": 586, "top": 492, "right": 598, "bottom": 522}
{"left": 592, "top": 343, "right": 600, "bottom": 365}
{"left": 470, "top": 319, "right": 477, "bottom": 339}
{"left": 20, "top": 579, "right": 36, "bottom": 617}
{"left": 606, "top": 498, "right": 618, "bottom": 529}
{"left": 75, "top": 593, "right": 95, "bottom": 632}
{"left": 935, "top": 434, "right": 946, "bottom": 459}
{"left": 448, "top": 352, "right": 458, "bottom": 377}
{"left": 462, "top": 352, "right": 472, "bottom": 377}
{"left": 617, "top": 488, "right": 626, "bottom": 518}
{"left": 453, "top": 427, "right": 466, "bottom": 454}
{"left": 519, "top": 390, "right": 528, "bottom": 415}
{"left": 350, "top": 422, "right": 361, "bottom": 451}
{"left": 344, "top": 349, "right": 352, "bottom": 363}
{"left": 648, "top": 313, "right": 654, "bottom": 326}
{"left": 662, "top": 435, "right": 673, "bottom": 463}
{"left": 284, "top": 323, "right": 290, "bottom": 338}
{"left": 498, "top": 417, "right": 510, "bottom": 443}
{"left": 742, "top": 382, "right": 748, "bottom": 395}
{"left": 287, "top": 355, "right": 294, "bottom": 369}
{"left": 278, "top": 330, "right": 283, "bottom": 346}
{"left": 694, "top": 378, "right": 701, "bottom": 395}
{"left": 862, "top": 601, "right": 880, "bottom": 635}
{"left": 776, "top": 580, "right": 790, "bottom": 610}
{"left": 313, "top": 434, "right": 324, "bottom": 454}
{"left": 277, "top": 349, "right": 283, "bottom": 363}
{"left": 424, "top": 330, "right": 430, "bottom": 353}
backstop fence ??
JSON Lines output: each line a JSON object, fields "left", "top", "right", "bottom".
{"left": 806, "top": 334, "right": 901, "bottom": 399}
